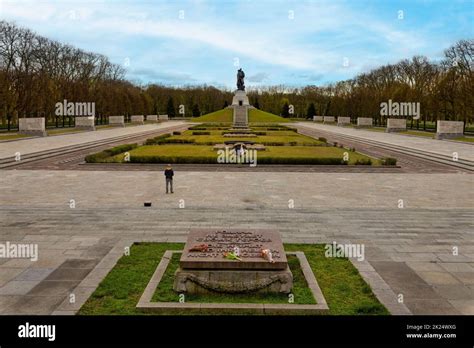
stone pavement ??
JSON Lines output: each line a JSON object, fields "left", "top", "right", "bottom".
{"left": 0, "top": 170, "right": 473, "bottom": 314}
{"left": 295, "top": 122, "right": 474, "bottom": 162}
{"left": 0, "top": 121, "right": 185, "bottom": 160}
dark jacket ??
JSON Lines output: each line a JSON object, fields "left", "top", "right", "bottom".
{"left": 164, "top": 169, "right": 174, "bottom": 179}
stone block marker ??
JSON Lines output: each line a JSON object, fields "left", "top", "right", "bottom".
{"left": 337, "top": 116, "right": 351, "bottom": 126}
{"left": 357, "top": 117, "right": 373, "bottom": 128}
{"left": 158, "top": 114, "right": 169, "bottom": 121}
{"left": 386, "top": 118, "right": 407, "bottom": 133}
{"left": 19, "top": 117, "right": 46, "bottom": 137}
{"left": 323, "top": 116, "right": 335, "bottom": 124}
{"left": 109, "top": 115, "right": 125, "bottom": 127}
{"left": 146, "top": 115, "right": 158, "bottom": 122}
{"left": 436, "top": 121, "right": 464, "bottom": 140}
{"left": 131, "top": 115, "right": 144, "bottom": 125}
{"left": 313, "top": 116, "right": 323, "bottom": 122}
{"left": 74, "top": 116, "right": 95, "bottom": 131}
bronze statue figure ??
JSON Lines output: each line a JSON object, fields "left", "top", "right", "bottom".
{"left": 237, "top": 68, "right": 245, "bottom": 91}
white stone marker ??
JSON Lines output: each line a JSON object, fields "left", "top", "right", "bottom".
{"left": 386, "top": 118, "right": 407, "bottom": 132}
{"left": 19, "top": 117, "right": 47, "bottom": 137}
{"left": 159, "top": 114, "right": 169, "bottom": 121}
{"left": 313, "top": 116, "right": 323, "bottom": 122}
{"left": 337, "top": 117, "right": 351, "bottom": 126}
{"left": 131, "top": 115, "right": 144, "bottom": 125}
{"left": 75, "top": 116, "right": 95, "bottom": 131}
{"left": 109, "top": 115, "right": 125, "bottom": 127}
{"left": 146, "top": 115, "right": 158, "bottom": 122}
{"left": 323, "top": 116, "right": 335, "bottom": 123}
{"left": 357, "top": 117, "right": 373, "bottom": 128}
{"left": 435, "top": 121, "right": 464, "bottom": 140}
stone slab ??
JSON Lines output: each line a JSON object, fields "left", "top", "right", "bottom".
{"left": 313, "top": 116, "right": 323, "bottom": 122}
{"left": 323, "top": 116, "right": 335, "bottom": 123}
{"left": 19, "top": 118, "right": 46, "bottom": 137}
{"left": 357, "top": 117, "right": 373, "bottom": 127}
{"left": 386, "top": 118, "right": 407, "bottom": 132}
{"left": 159, "top": 114, "right": 169, "bottom": 121}
{"left": 146, "top": 115, "right": 158, "bottom": 122}
{"left": 337, "top": 116, "right": 350, "bottom": 126}
{"left": 180, "top": 229, "right": 287, "bottom": 270}
{"left": 109, "top": 115, "right": 125, "bottom": 127}
{"left": 131, "top": 115, "right": 144, "bottom": 124}
{"left": 137, "top": 250, "right": 329, "bottom": 314}
{"left": 74, "top": 116, "right": 95, "bottom": 131}
{"left": 436, "top": 121, "right": 464, "bottom": 139}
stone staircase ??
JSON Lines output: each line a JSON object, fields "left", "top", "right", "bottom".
{"left": 233, "top": 106, "right": 248, "bottom": 128}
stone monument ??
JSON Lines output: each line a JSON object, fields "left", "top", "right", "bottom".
{"left": 231, "top": 69, "right": 250, "bottom": 129}
{"left": 174, "top": 229, "right": 293, "bottom": 294}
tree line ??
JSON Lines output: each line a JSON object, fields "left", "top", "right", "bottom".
{"left": 1, "top": 20, "right": 472, "bottom": 129}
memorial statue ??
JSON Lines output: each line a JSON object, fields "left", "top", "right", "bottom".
{"left": 236, "top": 68, "right": 245, "bottom": 91}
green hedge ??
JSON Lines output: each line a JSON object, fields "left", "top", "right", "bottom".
{"left": 192, "top": 131, "right": 211, "bottom": 135}
{"left": 382, "top": 157, "right": 397, "bottom": 166}
{"left": 144, "top": 134, "right": 172, "bottom": 145}
{"left": 129, "top": 155, "right": 345, "bottom": 165}
{"left": 85, "top": 143, "right": 138, "bottom": 163}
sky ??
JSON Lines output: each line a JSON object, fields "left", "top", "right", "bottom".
{"left": 1, "top": 0, "right": 473, "bottom": 89}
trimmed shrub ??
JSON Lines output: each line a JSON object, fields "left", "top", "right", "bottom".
{"left": 254, "top": 131, "right": 267, "bottom": 136}
{"left": 354, "top": 158, "right": 372, "bottom": 165}
{"left": 144, "top": 133, "right": 171, "bottom": 145}
{"left": 192, "top": 131, "right": 211, "bottom": 135}
{"left": 382, "top": 157, "right": 397, "bottom": 166}
{"left": 85, "top": 143, "right": 137, "bottom": 163}
{"left": 172, "top": 131, "right": 181, "bottom": 135}
{"left": 318, "top": 137, "right": 327, "bottom": 143}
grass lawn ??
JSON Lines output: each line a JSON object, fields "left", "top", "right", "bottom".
{"left": 78, "top": 242, "right": 388, "bottom": 315}
{"left": 452, "top": 136, "right": 474, "bottom": 143}
{"left": 0, "top": 133, "right": 30, "bottom": 141}
{"left": 189, "top": 108, "right": 290, "bottom": 124}
{"left": 248, "top": 109, "right": 290, "bottom": 123}
{"left": 118, "top": 144, "right": 379, "bottom": 165}
{"left": 400, "top": 130, "right": 435, "bottom": 138}
{"left": 172, "top": 129, "right": 322, "bottom": 145}
{"left": 191, "top": 109, "right": 233, "bottom": 123}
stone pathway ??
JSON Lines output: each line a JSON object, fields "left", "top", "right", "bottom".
{"left": 295, "top": 122, "right": 474, "bottom": 162}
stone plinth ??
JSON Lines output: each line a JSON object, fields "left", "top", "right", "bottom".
{"left": 436, "top": 121, "right": 464, "bottom": 139}
{"left": 174, "top": 229, "right": 293, "bottom": 294}
{"left": 337, "top": 116, "right": 350, "bottom": 126}
{"left": 19, "top": 117, "right": 46, "bottom": 137}
{"left": 146, "top": 115, "right": 158, "bottom": 122}
{"left": 357, "top": 117, "right": 373, "bottom": 128}
{"left": 313, "top": 116, "right": 323, "bottom": 122}
{"left": 75, "top": 116, "right": 95, "bottom": 131}
{"left": 158, "top": 114, "right": 169, "bottom": 121}
{"left": 109, "top": 115, "right": 125, "bottom": 127}
{"left": 131, "top": 115, "right": 144, "bottom": 125}
{"left": 323, "top": 116, "right": 335, "bottom": 123}
{"left": 386, "top": 118, "right": 406, "bottom": 132}
{"left": 231, "top": 90, "right": 250, "bottom": 107}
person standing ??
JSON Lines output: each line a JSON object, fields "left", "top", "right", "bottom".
{"left": 164, "top": 164, "right": 174, "bottom": 194}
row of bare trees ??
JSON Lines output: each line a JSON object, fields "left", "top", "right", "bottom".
{"left": 1, "top": 21, "right": 472, "bottom": 130}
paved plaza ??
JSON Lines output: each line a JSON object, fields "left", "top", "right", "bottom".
{"left": 0, "top": 168, "right": 473, "bottom": 315}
